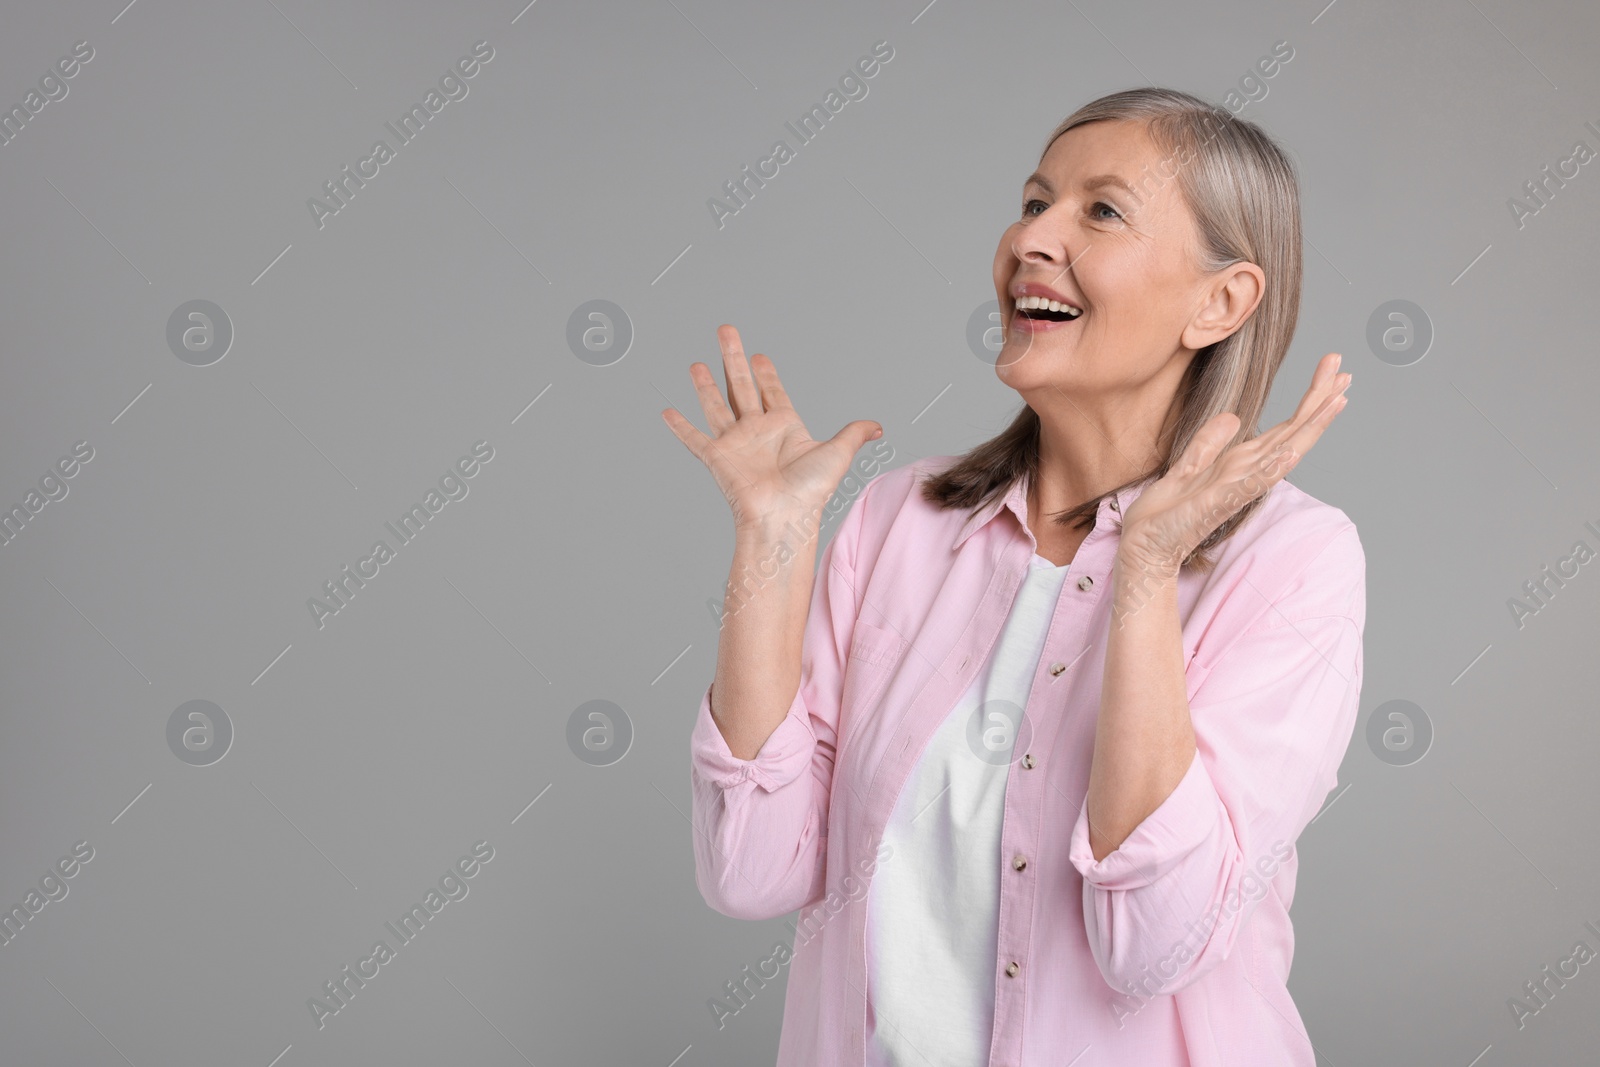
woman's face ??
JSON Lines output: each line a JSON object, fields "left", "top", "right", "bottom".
{"left": 990, "top": 118, "right": 1237, "bottom": 398}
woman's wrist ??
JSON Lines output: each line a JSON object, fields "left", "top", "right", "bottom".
{"left": 1115, "top": 525, "right": 1183, "bottom": 583}
{"left": 734, "top": 507, "right": 824, "bottom": 548}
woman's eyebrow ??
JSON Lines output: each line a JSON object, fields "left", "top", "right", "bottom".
{"left": 1023, "top": 172, "right": 1137, "bottom": 198}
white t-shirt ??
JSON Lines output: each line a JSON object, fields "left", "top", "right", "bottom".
{"left": 864, "top": 551, "right": 1072, "bottom": 1066}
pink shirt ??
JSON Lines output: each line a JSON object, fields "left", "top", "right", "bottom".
{"left": 689, "top": 453, "right": 1367, "bottom": 1066}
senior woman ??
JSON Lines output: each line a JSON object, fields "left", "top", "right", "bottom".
{"left": 662, "top": 86, "right": 1364, "bottom": 1067}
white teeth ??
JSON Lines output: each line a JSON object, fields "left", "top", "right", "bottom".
{"left": 1016, "top": 294, "right": 1082, "bottom": 317}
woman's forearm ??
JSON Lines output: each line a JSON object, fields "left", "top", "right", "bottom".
{"left": 710, "top": 510, "right": 824, "bottom": 760}
{"left": 1084, "top": 547, "right": 1198, "bottom": 861}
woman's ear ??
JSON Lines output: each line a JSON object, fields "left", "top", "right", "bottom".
{"left": 1182, "top": 262, "right": 1264, "bottom": 350}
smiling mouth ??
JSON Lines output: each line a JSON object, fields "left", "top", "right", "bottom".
{"left": 1012, "top": 295, "right": 1083, "bottom": 323}
{"left": 1016, "top": 306, "right": 1079, "bottom": 323}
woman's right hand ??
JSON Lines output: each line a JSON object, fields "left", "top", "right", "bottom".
{"left": 661, "top": 324, "right": 883, "bottom": 534}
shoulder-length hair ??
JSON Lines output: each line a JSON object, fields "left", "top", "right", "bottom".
{"left": 920, "top": 86, "right": 1304, "bottom": 573}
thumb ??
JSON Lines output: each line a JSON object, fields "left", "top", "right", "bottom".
{"left": 827, "top": 420, "right": 884, "bottom": 456}
{"left": 1179, "top": 412, "right": 1241, "bottom": 474}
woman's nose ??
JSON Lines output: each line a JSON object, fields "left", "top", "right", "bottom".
{"left": 1011, "top": 220, "right": 1067, "bottom": 267}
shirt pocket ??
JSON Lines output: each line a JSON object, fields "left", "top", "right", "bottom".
{"left": 839, "top": 620, "right": 909, "bottom": 745}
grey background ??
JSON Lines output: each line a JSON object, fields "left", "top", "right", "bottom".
{"left": 1, "top": 0, "right": 1597, "bottom": 1064}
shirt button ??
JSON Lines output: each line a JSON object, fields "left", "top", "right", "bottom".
{"left": 1077, "top": 575, "right": 1094, "bottom": 591}
{"left": 1021, "top": 753, "right": 1035, "bottom": 769}
{"left": 1005, "top": 962, "right": 1020, "bottom": 978}
{"left": 1048, "top": 661, "right": 1066, "bottom": 676}
{"left": 1012, "top": 854, "right": 1027, "bottom": 871}
{"left": 1109, "top": 496, "right": 1119, "bottom": 512}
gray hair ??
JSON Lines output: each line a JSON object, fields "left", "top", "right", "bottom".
{"left": 921, "top": 87, "right": 1304, "bottom": 572}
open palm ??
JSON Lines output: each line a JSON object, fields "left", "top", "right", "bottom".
{"left": 1120, "top": 351, "right": 1353, "bottom": 574}
{"left": 662, "top": 325, "right": 883, "bottom": 532}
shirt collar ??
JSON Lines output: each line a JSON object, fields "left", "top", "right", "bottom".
{"left": 951, "top": 469, "right": 1155, "bottom": 550}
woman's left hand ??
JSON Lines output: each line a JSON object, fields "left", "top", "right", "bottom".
{"left": 1118, "top": 351, "right": 1352, "bottom": 579}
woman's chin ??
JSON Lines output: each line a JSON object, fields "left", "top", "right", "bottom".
{"left": 993, "top": 335, "right": 1062, "bottom": 376}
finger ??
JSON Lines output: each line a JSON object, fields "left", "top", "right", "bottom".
{"left": 1280, "top": 385, "right": 1350, "bottom": 462}
{"left": 717, "top": 324, "right": 763, "bottom": 420}
{"left": 1308, "top": 350, "right": 1342, "bottom": 394}
{"left": 1242, "top": 380, "right": 1351, "bottom": 490}
{"left": 748, "top": 352, "right": 795, "bottom": 415}
{"left": 1294, "top": 354, "right": 1347, "bottom": 424}
{"left": 660, "top": 406, "right": 714, "bottom": 464}
{"left": 1172, "top": 411, "right": 1241, "bottom": 477}
{"left": 824, "top": 419, "right": 885, "bottom": 459}
{"left": 1294, "top": 353, "right": 1348, "bottom": 420}
{"left": 1256, "top": 360, "right": 1351, "bottom": 451}
{"left": 688, "top": 360, "right": 736, "bottom": 436}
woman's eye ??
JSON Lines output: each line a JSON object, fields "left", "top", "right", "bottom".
{"left": 1022, "top": 199, "right": 1120, "bottom": 220}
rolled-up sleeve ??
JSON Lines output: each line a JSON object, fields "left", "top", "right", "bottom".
{"left": 1068, "top": 523, "right": 1366, "bottom": 993}
{"left": 688, "top": 489, "right": 870, "bottom": 922}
